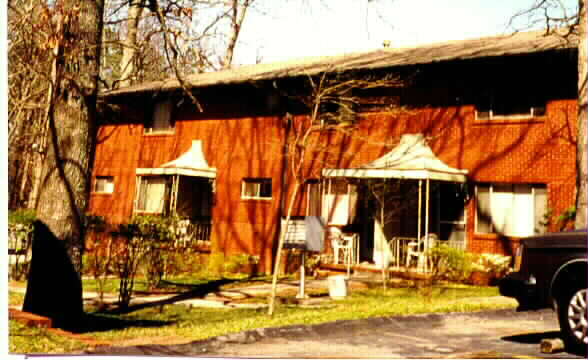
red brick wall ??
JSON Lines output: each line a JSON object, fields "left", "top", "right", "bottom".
{"left": 90, "top": 93, "right": 577, "bottom": 268}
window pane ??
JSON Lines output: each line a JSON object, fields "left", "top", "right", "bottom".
{"left": 504, "top": 184, "right": 533, "bottom": 237}
{"left": 259, "top": 180, "right": 272, "bottom": 198}
{"left": 476, "top": 185, "right": 492, "bottom": 233}
{"left": 242, "top": 178, "right": 272, "bottom": 199}
{"left": 534, "top": 186, "right": 548, "bottom": 234}
{"left": 242, "top": 182, "right": 257, "bottom": 197}
{"left": 95, "top": 176, "right": 114, "bottom": 193}
{"left": 490, "top": 184, "right": 513, "bottom": 233}
{"left": 307, "top": 182, "right": 321, "bottom": 216}
{"left": 440, "top": 183, "right": 466, "bottom": 223}
{"left": 136, "top": 176, "right": 167, "bottom": 213}
{"left": 147, "top": 100, "right": 173, "bottom": 132}
{"left": 329, "top": 180, "right": 348, "bottom": 195}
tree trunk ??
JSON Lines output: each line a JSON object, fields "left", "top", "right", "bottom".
{"left": 268, "top": 181, "right": 301, "bottom": 315}
{"left": 119, "top": 0, "right": 145, "bottom": 87}
{"left": 223, "top": 0, "right": 251, "bottom": 69}
{"left": 23, "top": 0, "right": 104, "bottom": 329}
{"left": 575, "top": 0, "right": 587, "bottom": 229}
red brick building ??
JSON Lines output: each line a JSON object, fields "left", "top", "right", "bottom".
{"left": 91, "top": 30, "right": 579, "bottom": 273}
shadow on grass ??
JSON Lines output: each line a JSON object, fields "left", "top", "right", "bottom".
{"left": 101, "top": 278, "right": 236, "bottom": 316}
{"left": 65, "top": 313, "right": 173, "bottom": 334}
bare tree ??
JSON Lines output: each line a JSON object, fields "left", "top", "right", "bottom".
{"left": 8, "top": 0, "right": 53, "bottom": 210}
{"left": 268, "top": 70, "right": 404, "bottom": 315}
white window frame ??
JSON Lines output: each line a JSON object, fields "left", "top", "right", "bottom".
{"left": 475, "top": 183, "right": 547, "bottom": 237}
{"left": 241, "top": 178, "right": 272, "bottom": 200}
{"left": 144, "top": 99, "right": 175, "bottom": 134}
{"left": 93, "top": 176, "right": 115, "bottom": 194}
{"left": 475, "top": 106, "right": 546, "bottom": 121}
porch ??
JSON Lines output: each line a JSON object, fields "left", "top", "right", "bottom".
{"left": 135, "top": 140, "right": 216, "bottom": 248}
{"left": 283, "top": 134, "right": 470, "bottom": 275}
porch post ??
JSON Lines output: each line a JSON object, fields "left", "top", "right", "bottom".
{"left": 170, "top": 175, "right": 179, "bottom": 214}
{"left": 417, "top": 180, "right": 422, "bottom": 242}
{"left": 425, "top": 178, "right": 430, "bottom": 272}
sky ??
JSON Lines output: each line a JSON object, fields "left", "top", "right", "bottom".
{"left": 232, "top": 0, "right": 578, "bottom": 64}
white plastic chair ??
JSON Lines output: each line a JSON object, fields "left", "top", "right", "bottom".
{"left": 406, "top": 233, "right": 438, "bottom": 270}
{"left": 328, "top": 228, "right": 353, "bottom": 264}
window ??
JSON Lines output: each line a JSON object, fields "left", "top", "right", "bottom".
{"left": 475, "top": 89, "right": 546, "bottom": 121}
{"left": 315, "top": 90, "right": 357, "bottom": 126}
{"left": 306, "top": 181, "right": 321, "bottom": 216}
{"left": 241, "top": 178, "right": 272, "bottom": 200}
{"left": 475, "top": 183, "right": 547, "bottom": 237}
{"left": 135, "top": 176, "right": 170, "bottom": 213}
{"left": 94, "top": 176, "right": 114, "bottom": 193}
{"left": 438, "top": 183, "right": 467, "bottom": 245}
{"left": 145, "top": 99, "right": 174, "bottom": 134}
{"left": 322, "top": 179, "right": 358, "bottom": 225}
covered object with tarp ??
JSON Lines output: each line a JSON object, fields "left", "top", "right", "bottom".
{"left": 322, "top": 134, "right": 468, "bottom": 271}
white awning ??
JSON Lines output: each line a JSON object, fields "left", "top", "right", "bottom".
{"left": 136, "top": 140, "right": 217, "bottom": 178}
{"left": 322, "top": 134, "right": 468, "bottom": 182}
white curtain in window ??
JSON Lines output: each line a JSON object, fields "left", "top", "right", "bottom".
{"left": 144, "top": 178, "right": 167, "bottom": 212}
{"left": 322, "top": 183, "right": 357, "bottom": 226}
{"left": 507, "top": 185, "right": 534, "bottom": 236}
{"left": 490, "top": 184, "right": 513, "bottom": 234}
{"left": 489, "top": 184, "right": 534, "bottom": 237}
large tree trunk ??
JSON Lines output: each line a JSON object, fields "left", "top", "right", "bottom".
{"left": 575, "top": 0, "right": 587, "bottom": 229}
{"left": 23, "top": 0, "right": 104, "bottom": 329}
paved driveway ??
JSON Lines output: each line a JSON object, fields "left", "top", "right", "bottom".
{"left": 90, "top": 308, "right": 586, "bottom": 358}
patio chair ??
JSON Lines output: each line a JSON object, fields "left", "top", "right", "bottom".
{"left": 406, "top": 233, "right": 438, "bottom": 270}
{"left": 329, "top": 227, "right": 356, "bottom": 266}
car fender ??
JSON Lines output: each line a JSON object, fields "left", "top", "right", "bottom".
{"left": 549, "top": 258, "right": 588, "bottom": 307}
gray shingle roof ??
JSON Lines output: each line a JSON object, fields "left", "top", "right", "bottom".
{"left": 102, "top": 29, "right": 578, "bottom": 98}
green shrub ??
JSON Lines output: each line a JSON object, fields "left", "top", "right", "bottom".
{"left": 207, "top": 252, "right": 225, "bottom": 275}
{"left": 160, "top": 250, "right": 207, "bottom": 276}
{"left": 8, "top": 209, "right": 36, "bottom": 280}
{"left": 427, "top": 245, "right": 475, "bottom": 283}
{"left": 8, "top": 209, "right": 36, "bottom": 227}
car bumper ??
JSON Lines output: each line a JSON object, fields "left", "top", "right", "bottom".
{"left": 498, "top": 272, "right": 541, "bottom": 310}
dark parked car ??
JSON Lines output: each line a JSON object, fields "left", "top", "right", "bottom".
{"left": 499, "top": 230, "right": 587, "bottom": 349}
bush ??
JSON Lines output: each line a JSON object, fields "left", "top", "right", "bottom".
{"left": 8, "top": 209, "right": 36, "bottom": 281}
{"left": 470, "top": 253, "right": 512, "bottom": 278}
{"left": 223, "top": 253, "right": 259, "bottom": 276}
{"left": 427, "top": 245, "right": 475, "bottom": 283}
{"left": 82, "top": 215, "right": 114, "bottom": 305}
{"left": 161, "top": 250, "right": 207, "bottom": 276}
{"left": 8, "top": 209, "right": 36, "bottom": 227}
{"left": 207, "top": 252, "right": 225, "bottom": 275}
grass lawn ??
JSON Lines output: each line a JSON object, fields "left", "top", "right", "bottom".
{"left": 9, "top": 278, "right": 514, "bottom": 355}
{"left": 9, "top": 320, "right": 88, "bottom": 354}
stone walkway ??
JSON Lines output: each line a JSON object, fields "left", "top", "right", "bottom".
{"left": 8, "top": 277, "right": 373, "bottom": 310}
{"left": 9, "top": 274, "right": 518, "bottom": 311}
